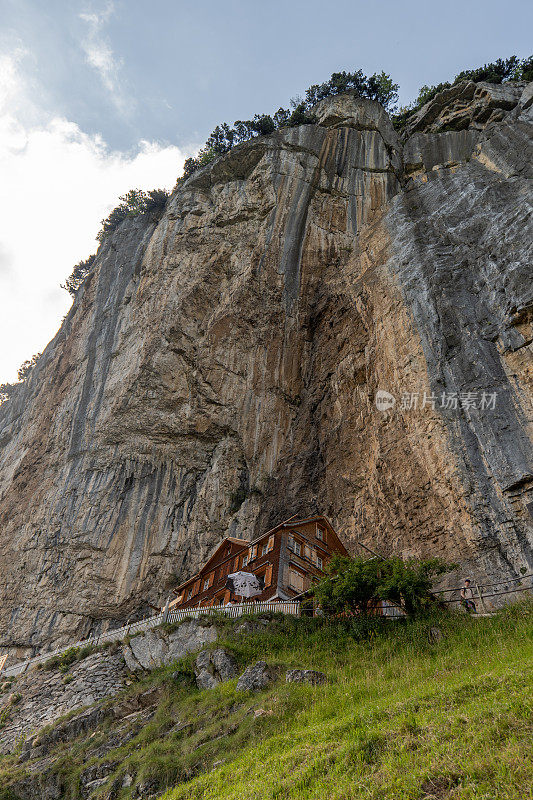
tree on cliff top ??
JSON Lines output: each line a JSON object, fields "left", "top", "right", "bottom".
{"left": 181, "top": 68, "right": 399, "bottom": 180}
{"left": 96, "top": 188, "right": 169, "bottom": 243}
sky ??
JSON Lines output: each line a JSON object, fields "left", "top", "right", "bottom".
{"left": 0, "top": 0, "right": 531, "bottom": 384}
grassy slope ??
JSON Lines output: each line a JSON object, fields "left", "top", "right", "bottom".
{"left": 0, "top": 604, "right": 531, "bottom": 800}
{"left": 163, "top": 605, "right": 533, "bottom": 800}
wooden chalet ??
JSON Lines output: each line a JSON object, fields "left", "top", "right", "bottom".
{"left": 168, "top": 515, "right": 349, "bottom": 610}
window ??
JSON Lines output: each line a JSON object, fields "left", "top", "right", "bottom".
{"left": 289, "top": 568, "right": 305, "bottom": 592}
{"left": 242, "top": 554, "right": 248, "bottom": 567}
{"left": 187, "top": 588, "right": 193, "bottom": 600}
{"left": 317, "top": 526, "right": 325, "bottom": 541}
{"left": 250, "top": 545, "right": 257, "bottom": 561}
{"left": 288, "top": 536, "right": 294, "bottom": 551}
{"left": 293, "top": 540, "right": 301, "bottom": 556}
{"left": 316, "top": 556, "right": 323, "bottom": 570}
{"left": 261, "top": 542, "right": 268, "bottom": 556}
{"left": 203, "top": 578, "right": 209, "bottom": 591}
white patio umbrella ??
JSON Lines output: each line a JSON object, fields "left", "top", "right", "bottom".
{"left": 225, "top": 571, "right": 265, "bottom": 599}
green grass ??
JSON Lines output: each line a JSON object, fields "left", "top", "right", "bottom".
{"left": 162, "top": 604, "right": 533, "bottom": 800}
{"left": 0, "top": 604, "right": 531, "bottom": 800}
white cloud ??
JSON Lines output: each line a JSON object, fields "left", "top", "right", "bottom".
{"left": 0, "top": 50, "right": 190, "bottom": 384}
{"left": 79, "top": 2, "right": 129, "bottom": 113}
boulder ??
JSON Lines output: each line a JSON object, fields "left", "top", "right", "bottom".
{"left": 194, "top": 648, "right": 238, "bottom": 690}
{"left": 236, "top": 661, "right": 274, "bottom": 692}
{"left": 123, "top": 620, "right": 217, "bottom": 671}
{"left": 285, "top": 669, "right": 328, "bottom": 686}
{"left": 428, "top": 627, "right": 443, "bottom": 644}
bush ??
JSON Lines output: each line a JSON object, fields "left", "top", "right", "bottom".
{"left": 17, "top": 353, "right": 41, "bottom": 382}
{"left": 61, "top": 254, "right": 96, "bottom": 297}
{"left": 312, "top": 555, "right": 454, "bottom": 617}
{"left": 1, "top": 353, "right": 44, "bottom": 404}
{"left": 96, "top": 188, "right": 169, "bottom": 243}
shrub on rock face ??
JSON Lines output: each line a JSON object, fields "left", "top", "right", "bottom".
{"left": 392, "top": 54, "right": 533, "bottom": 130}
{"left": 95, "top": 188, "right": 169, "bottom": 243}
{"left": 61, "top": 254, "right": 96, "bottom": 297}
{"left": 17, "top": 353, "right": 41, "bottom": 382}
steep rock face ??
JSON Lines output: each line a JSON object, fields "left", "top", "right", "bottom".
{"left": 0, "top": 86, "right": 531, "bottom": 654}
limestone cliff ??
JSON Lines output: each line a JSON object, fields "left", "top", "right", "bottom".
{"left": 0, "top": 83, "right": 532, "bottom": 654}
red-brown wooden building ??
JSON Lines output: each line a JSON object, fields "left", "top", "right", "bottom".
{"left": 168, "top": 515, "right": 350, "bottom": 610}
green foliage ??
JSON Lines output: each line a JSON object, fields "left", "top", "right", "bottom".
{"left": 0, "top": 384, "right": 16, "bottom": 405}
{"left": 96, "top": 187, "right": 169, "bottom": 243}
{"left": 42, "top": 644, "right": 96, "bottom": 672}
{"left": 313, "top": 555, "right": 453, "bottom": 616}
{"left": 304, "top": 69, "right": 399, "bottom": 110}
{"left": 0, "top": 352, "right": 43, "bottom": 404}
{"left": 393, "top": 54, "right": 533, "bottom": 130}
{"left": 17, "top": 353, "right": 41, "bottom": 382}
{"left": 181, "top": 68, "right": 398, "bottom": 180}
{"left": 61, "top": 253, "right": 96, "bottom": 297}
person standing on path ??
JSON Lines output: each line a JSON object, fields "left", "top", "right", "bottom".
{"left": 461, "top": 579, "right": 477, "bottom": 613}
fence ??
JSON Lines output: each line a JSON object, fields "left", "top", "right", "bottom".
{"left": 0, "top": 613, "right": 165, "bottom": 678}
{"left": 434, "top": 572, "right": 533, "bottom": 610}
{"left": 0, "top": 600, "right": 300, "bottom": 679}
{"left": 167, "top": 599, "right": 300, "bottom": 623}
{"left": 1, "top": 575, "right": 531, "bottom": 679}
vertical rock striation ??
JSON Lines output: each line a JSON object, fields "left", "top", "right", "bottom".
{"left": 0, "top": 84, "right": 532, "bottom": 653}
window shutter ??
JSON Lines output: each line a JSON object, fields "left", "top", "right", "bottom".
{"left": 208, "top": 572, "right": 214, "bottom": 587}
{"left": 267, "top": 535, "right": 274, "bottom": 552}
{"left": 289, "top": 568, "right": 304, "bottom": 592}
{"left": 233, "top": 556, "right": 239, "bottom": 571}
{"left": 193, "top": 580, "right": 201, "bottom": 595}
{"left": 265, "top": 564, "right": 273, "bottom": 587}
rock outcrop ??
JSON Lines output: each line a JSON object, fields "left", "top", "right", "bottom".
{"left": 0, "top": 82, "right": 532, "bottom": 654}
{"left": 194, "top": 647, "right": 239, "bottom": 689}
{"left": 0, "top": 649, "right": 126, "bottom": 754}
{"left": 236, "top": 661, "right": 274, "bottom": 692}
{"left": 122, "top": 620, "right": 217, "bottom": 671}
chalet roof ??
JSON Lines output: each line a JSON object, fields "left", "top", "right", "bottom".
{"left": 169, "top": 515, "right": 348, "bottom": 598}
{"left": 170, "top": 536, "right": 250, "bottom": 595}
